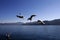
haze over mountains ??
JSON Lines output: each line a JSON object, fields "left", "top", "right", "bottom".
{"left": 0, "top": 22, "right": 23, "bottom": 25}
{"left": 0, "top": 19, "right": 60, "bottom": 25}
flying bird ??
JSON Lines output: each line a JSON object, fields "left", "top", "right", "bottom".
{"left": 37, "top": 20, "right": 45, "bottom": 24}
{"left": 27, "top": 15, "right": 36, "bottom": 21}
{"left": 16, "top": 15, "right": 24, "bottom": 18}
{"left": 16, "top": 13, "right": 24, "bottom": 18}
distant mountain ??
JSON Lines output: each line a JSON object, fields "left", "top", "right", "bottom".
{"left": 1, "top": 19, "right": 60, "bottom": 25}
{"left": 23, "top": 21, "right": 45, "bottom": 25}
{"left": 23, "top": 19, "right": 60, "bottom": 25}
{"left": 44, "top": 19, "right": 60, "bottom": 25}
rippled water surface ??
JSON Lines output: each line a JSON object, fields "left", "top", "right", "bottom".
{"left": 0, "top": 24, "right": 60, "bottom": 40}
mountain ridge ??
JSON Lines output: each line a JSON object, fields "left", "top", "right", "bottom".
{"left": 0, "top": 19, "right": 60, "bottom": 25}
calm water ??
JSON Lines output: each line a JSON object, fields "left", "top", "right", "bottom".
{"left": 0, "top": 24, "right": 60, "bottom": 40}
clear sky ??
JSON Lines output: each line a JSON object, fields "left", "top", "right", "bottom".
{"left": 0, "top": 0, "right": 60, "bottom": 23}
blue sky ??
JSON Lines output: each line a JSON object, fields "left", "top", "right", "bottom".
{"left": 0, "top": 0, "right": 60, "bottom": 23}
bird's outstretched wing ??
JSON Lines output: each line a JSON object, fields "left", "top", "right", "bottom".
{"left": 30, "top": 15, "right": 36, "bottom": 18}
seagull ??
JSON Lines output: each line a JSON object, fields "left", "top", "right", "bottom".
{"left": 27, "top": 15, "right": 36, "bottom": 21}
{"left": 37, "top": 20, "right": 45, "bottom": 24}
{"left": 16, "top": 15, "right": 24, "bottom": 18}
{"left": 16, "top": 13, "right": 24, "bottom": 18}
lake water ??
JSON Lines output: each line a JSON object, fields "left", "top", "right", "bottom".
{"left": 0, "top": 25, "right": 60, "bottom": 40}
